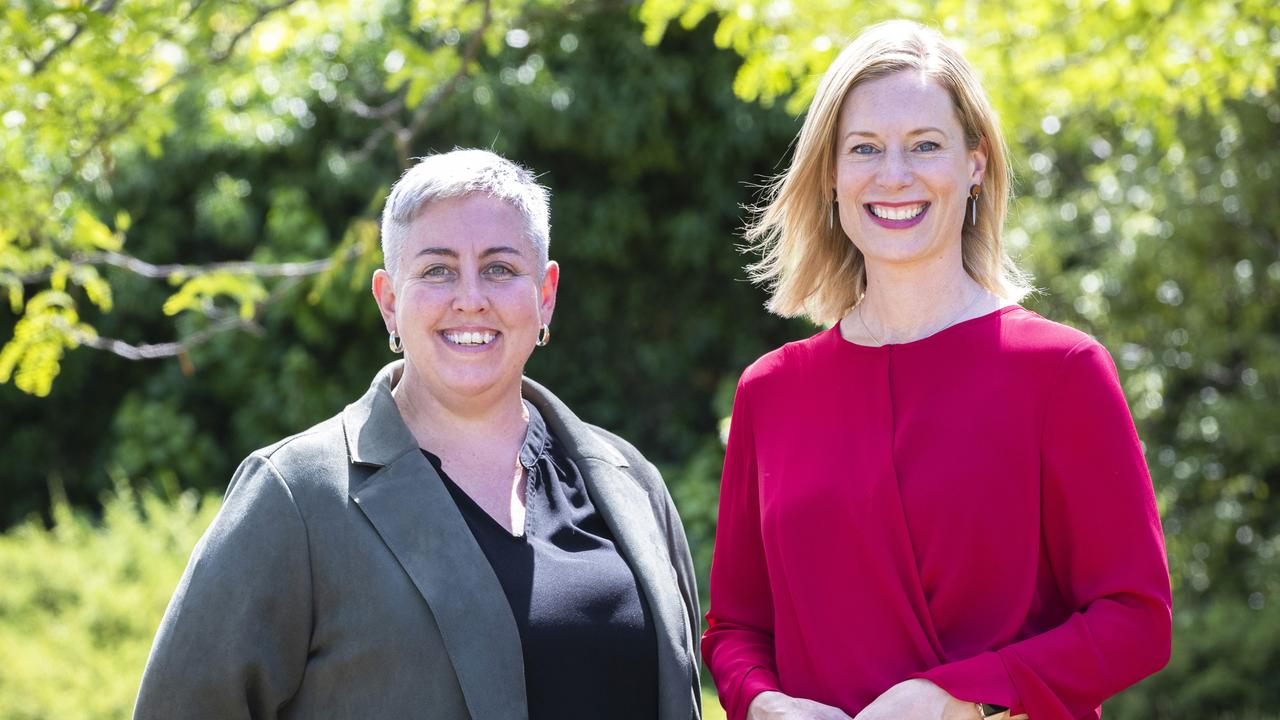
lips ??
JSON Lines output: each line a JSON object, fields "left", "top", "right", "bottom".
{"left": 865, "top": 202, "right": 929, "bottom": 229}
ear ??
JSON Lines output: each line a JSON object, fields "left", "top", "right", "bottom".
{"left": 538, "top": 260, "right": 560, "bottom": 326}
{"left": 970, "top": 138, "right": 989, "bottom": 185}
{"left": 371, "top": 269, "right": 398, "bottom": 334}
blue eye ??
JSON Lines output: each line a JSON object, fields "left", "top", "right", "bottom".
{"left": 915, "top": 141, "right": 941, "bottom": 152}
{"left": 422, "top": 265, "right": 453, "bottom": 278}
{"left": 851, "top": 144, "right": 879, "bottom": 155}
{"left": 484, "top": 264, "right": 516, "bottom": 278}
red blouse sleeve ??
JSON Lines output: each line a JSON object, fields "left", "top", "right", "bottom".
{"left": 917, "top": 339, "right": 1172, "bottom": 718}
{"left": 703, "top": 376, "right": 782, "bottom": 720}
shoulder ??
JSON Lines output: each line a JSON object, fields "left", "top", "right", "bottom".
{"left": 998, "top": 306, "right": 1102, "bottom": 356}
{"left": 988, "top": 306, "right": 1118, "bottom": 378}
{"left": 525, "top": 378, "right": 666, "bottom": 491}
{"left": 253, "top": 414, "right": 347, "bottom": 477}
{"left": 994, "top": 308, "right": 1128, "bottom": 408}
{"left": 191, "top": 423, "right": 345, "bottom": 563}
{"left": 738, "top": 326, "right": 835, "bottom": 393}
{"left": 227, "top": 412, "right": 353, "bottom": 511}
{"left": 583, "top": 423, "right": 667, "bottom": 495}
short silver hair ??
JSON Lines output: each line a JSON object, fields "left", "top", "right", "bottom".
{"left": 380, "top": 148, "right": 551, "bottom": 278}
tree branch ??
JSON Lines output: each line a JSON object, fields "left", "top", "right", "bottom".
{"left": 30, "top": 0, "right": 119, "bottom": 74}
{"left": 17, "top": 247, "right": 357, "bottom": 285}
{"left": 208, "top": 0, "right": 302, "bottom": 63}
{"left": 346, "top": 0, "right": 493, "bottom": 167}
{"left": 347, "top": 96, "right": 406, "bottom": 120}
{"left": 87, "top": 249, "right": 342, "bottom": 279}
{"left": 76, "top": 315, "right": 261, "bottom": 360}
{"left": 397, "top": 0, "right": 494, "bottom": 163}
{"left": 75, "top": 274, "right": 307, "bottom": 361}
{"left": 60, "top": 0, "right": 299, "bottom": 175}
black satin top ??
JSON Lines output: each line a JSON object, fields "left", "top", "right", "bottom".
{"left": 422, "top": 402, "right": 658, "bottom": 719}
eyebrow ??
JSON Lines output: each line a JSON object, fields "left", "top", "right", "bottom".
{"left": 843, "top": 126, "right": 950, "bottom": 140}
{"left": 414, "top": 245, "right": 527, "bottom": 259}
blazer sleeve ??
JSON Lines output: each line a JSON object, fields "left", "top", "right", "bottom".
{"left": 702, "top": 377, "right": 782, "bottom": 720}
{"left": 134, "top": 454, "right": 313, "bottom": 720}
{"left": 915, "top": 339, "right": 1172, "bottom": 718}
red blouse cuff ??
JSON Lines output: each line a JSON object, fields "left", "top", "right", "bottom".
{"left": 729, "top": 665, "right": 782, "bottom": 720}
{"left": 911, "top": 650, "right": 1021, "bottom": 714}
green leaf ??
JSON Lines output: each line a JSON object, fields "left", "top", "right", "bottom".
{"left": 72, "top": 210, "right": 122, "bottom": 252}
{"left": 162, "top": 272, "right": 267, "bottom": 319}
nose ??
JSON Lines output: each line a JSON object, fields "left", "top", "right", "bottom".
{"left": 875, "top": 148, "right": 913, "bottom": 190}
{"left": 451, "top": 273, "right": 489, "bottom": 314}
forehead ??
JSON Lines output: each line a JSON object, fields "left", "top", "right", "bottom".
{"left": 405, "top": 193, "right": 534, "bottom": 255}
{"left": 838, "top": 71, "right": 961, "bottom": 133}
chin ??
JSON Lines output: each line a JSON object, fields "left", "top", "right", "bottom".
{"left": 444, "top": 370, "right": 521, "bottom": 397}
{"left": 860, "top": 236, "right": 948, "bottom": 265}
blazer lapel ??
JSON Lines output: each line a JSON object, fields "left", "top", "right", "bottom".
{"left": 524, "top": 379, "right": 696, "bottom": 720}
{"left": 344, "top": 362, "right": 527, "bottom": 720}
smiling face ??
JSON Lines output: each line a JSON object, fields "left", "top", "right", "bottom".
{"left": 372, "top": 193, "right": 558, "bottom": 406}
{"left": 834, "top": 70, "right": 986, "bottom": 273}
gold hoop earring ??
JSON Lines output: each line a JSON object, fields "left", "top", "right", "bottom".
{"left": 388, "top": 332, "right": 403, "bottom": 353}
{"left": 536, "top": 324, "right": 550, "bottom": 347}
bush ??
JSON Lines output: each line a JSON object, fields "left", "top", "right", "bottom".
{"left": 0, "top": 484, "right": 219, "bottom": 720}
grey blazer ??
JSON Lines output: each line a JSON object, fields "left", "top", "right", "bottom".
{"left": 134, "top": 361, "right": 701, "bottom": 719}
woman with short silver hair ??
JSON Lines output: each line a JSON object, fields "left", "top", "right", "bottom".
{"left": 704, "top": 21, "right": 1170, "bottom": 720}
{"left": 135, "top": 148, "right": 701, "bottom": 720}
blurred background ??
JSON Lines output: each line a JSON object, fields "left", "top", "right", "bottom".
{"left": 1, "top": 0, "right": 1277, "bottom": 717}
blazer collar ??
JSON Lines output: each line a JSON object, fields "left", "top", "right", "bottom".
{"left": 340, "top": 363, "right": 631, "bottom": 470}
{"left": 341, "top": 361, "right": 418, "bottom": 467}
{"left": 521, "top": 376, "right": 630, "bottom": 468}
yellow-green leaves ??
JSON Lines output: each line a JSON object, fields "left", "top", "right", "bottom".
{"left": 308, "top": 218, "right": 381, "bottom": 304}
{"left": 386, "top": 37, "right": 464, "bottom": 107}
{"left": 72, "top": 210, "right": 123, "bottom": 252}
{"left": 162, "top": 272, "right": 267, "bottom": 320}
{"left": 0, "top": 290, "right": 95, "bottom": 397}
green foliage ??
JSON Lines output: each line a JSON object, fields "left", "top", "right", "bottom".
{"left": 0, "top": 290, "right": 95, "bottom": 397}
{"left": 160, "top": 271, "right": 267, "bottom": 319}
{"left": 0, "top": 484, "right": 219, "bottom": 720}
{"left": 702, "top": 687, "right": 728, "bottom": 720}
{"left": 1110, "top": 597, "right": 1280, "bottom": 718}
{"left": 0, "top": 0, "right": 569, "bottom": 392}
{"left": 639, "top": 0, "right": 1280, "bottom": 131}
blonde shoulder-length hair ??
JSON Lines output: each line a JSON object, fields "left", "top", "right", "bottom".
{"left": 745, "top": 19, "right": 1031, "bottom": 327}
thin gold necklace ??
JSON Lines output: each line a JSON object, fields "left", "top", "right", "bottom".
{"left": 858, "top": 287, "right": 986, "bottom": 347}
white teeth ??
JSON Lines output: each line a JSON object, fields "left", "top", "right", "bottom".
{"left": 444, "top": 331, "right": 496, "bottom": 346}
{"left": 869, "top": 203, "right": 927, "bottom": 221}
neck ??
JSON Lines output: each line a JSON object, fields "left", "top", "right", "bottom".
{"left": 391, "top": 364, "right": 528, "bottom": 452}
{"left": 846, "top": 253, "right": 995, "bottom": 345}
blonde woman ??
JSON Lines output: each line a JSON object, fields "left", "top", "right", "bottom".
{"left": 703, "top": 21, "right": 1170, "bottom": 720}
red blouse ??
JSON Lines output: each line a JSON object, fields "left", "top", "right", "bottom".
{"left": 704, "top": 306, "right": 1171, "bottom": 720}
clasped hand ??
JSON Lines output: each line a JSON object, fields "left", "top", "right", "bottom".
{"left": 747, "top": 679, "right": 983, "bottom": 720}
